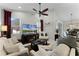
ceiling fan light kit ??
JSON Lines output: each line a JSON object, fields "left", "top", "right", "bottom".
{"left": 33, "top": 3, "right": 48, "bottom": 17}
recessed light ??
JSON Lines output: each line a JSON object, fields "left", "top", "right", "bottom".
{"left": 18, "top": 6, "right": 22, "bottom": 8}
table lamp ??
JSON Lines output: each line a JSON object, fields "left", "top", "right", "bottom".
{"left": 2, "top": 25, "right": 7, "bottom": 31}
{"left": 1, "top": 25, "right": 7, "bottom": 37}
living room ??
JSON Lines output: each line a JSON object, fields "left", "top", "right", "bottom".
{"left": 0, "top": 3, "right": 79, "bottom": 56}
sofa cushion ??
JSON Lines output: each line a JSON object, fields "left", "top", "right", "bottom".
{"left": 10, "top": 37, "right": 19, "bottom": 44}
{"left": 69, "top": 48, "right": 75, "bottom": 56}
{"left": 52, "top": 44, "right": 70, "bottom": 56}
{"left": 8, "top": 39, "right": 14, "bottom": 45}
{"left": 0, "top": 39, "right": 4, "bottom": 50}
{"left": 0, "top": 39, "right": 6, "bottom": 56}
{"left": 3, "top": 39, "right": 13, "bottom": 47}
{"left": 4, "top": 45, "right": 19, "bottom": 54}
{"left": 0, "top": 50, "right": 6, "bottom": 56}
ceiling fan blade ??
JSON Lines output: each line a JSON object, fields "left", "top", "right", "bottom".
{"left": 33, "top": 8, "right": 37, "bottom": 12}
{"left": 42, "top": 8, "right": 48, "bottom": 12}
{"left": 42, "top": 13, "right": 48, "bottom": 16}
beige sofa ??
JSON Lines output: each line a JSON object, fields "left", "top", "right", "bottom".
{"left": 0, "top": 37, "right": 28, "bottom": 56}
{"left": 30, "top": 44, "right": 75, "bottom": 56}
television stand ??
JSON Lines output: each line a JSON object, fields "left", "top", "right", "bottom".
{"left": 21, "top": 33, "right": 39, "bottom": 44}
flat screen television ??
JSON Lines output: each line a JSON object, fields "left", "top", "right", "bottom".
{"left": 22, "top": 24, "right": 37, "bottom": 32}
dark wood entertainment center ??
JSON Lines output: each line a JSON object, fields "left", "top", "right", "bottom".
{"left": 21, "top": 33, "right": 39, "bottom": 44}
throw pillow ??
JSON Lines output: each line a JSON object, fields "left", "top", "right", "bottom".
{"left": 4, "top": 45, "right": 19, "bottom": 54}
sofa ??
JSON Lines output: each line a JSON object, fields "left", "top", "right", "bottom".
{"left": 0, "top": 37, "right": 28, "bottom": 56}
{"left": 30, "top": 43, "right": 75, "bottom": 56}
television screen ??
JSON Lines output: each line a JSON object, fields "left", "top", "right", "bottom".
{"left": 22, "top": 24, "right": 37, "bottom": 31}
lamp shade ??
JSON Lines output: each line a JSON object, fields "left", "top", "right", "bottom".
{"left": 2, "top": 25, "right": 7, "bottom": 31}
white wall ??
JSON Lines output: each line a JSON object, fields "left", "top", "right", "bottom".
{"left": 0, "top": 8, "right": 4, "bottom": 37}
{"left": 11, "top": 11, "right": 36, "bottom": 39}
{"left": 0, "top": 8, "right": 2, "bottom": 36}
{"left": 11, "top": 10, "right": 58, "bottom": 41}
{"left": 11, "top": 11, "right": 36, "bottom": 24}
{"left": 10, "top": 9, "right": 66, "bottom": 42}
{"left": 53, "top": 8, "right": 64, "bottom": 37}
{"left": 44, "top": 11, "right": 56, "bottom": 41}
{"left": 55, "top": 7, "right": 79, "bottom": 32}
{"left": 36, "top": 10, "right": 57, "bottom": 41}
{"left": 0, "top": 8, "right": 64, "bottom": 41}
{"left": 54, "top": 8, "right": 69, "bottom": 33}
{"left": 3, "top": 4, "right": 79, "bottom": 41}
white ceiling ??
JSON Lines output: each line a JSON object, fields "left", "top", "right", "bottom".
{"left": 0, "top": 3, "right": 79, "bottom": 12}
{"left": 1, "top": 3, "right": 79, "bottom": 21}
{"left": 53, "top": 3, "right": 79, "bottom": 21}
{"left": 0, "top": 3, "right": 56, "bottom": 12}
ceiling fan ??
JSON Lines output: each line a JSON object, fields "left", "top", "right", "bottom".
{"left": 33, "top": 3, "right": 48, "bottom": 17}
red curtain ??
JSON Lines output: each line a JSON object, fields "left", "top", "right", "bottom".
{"left": 3, "top": 10, "right": 11, "bottom": 38}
